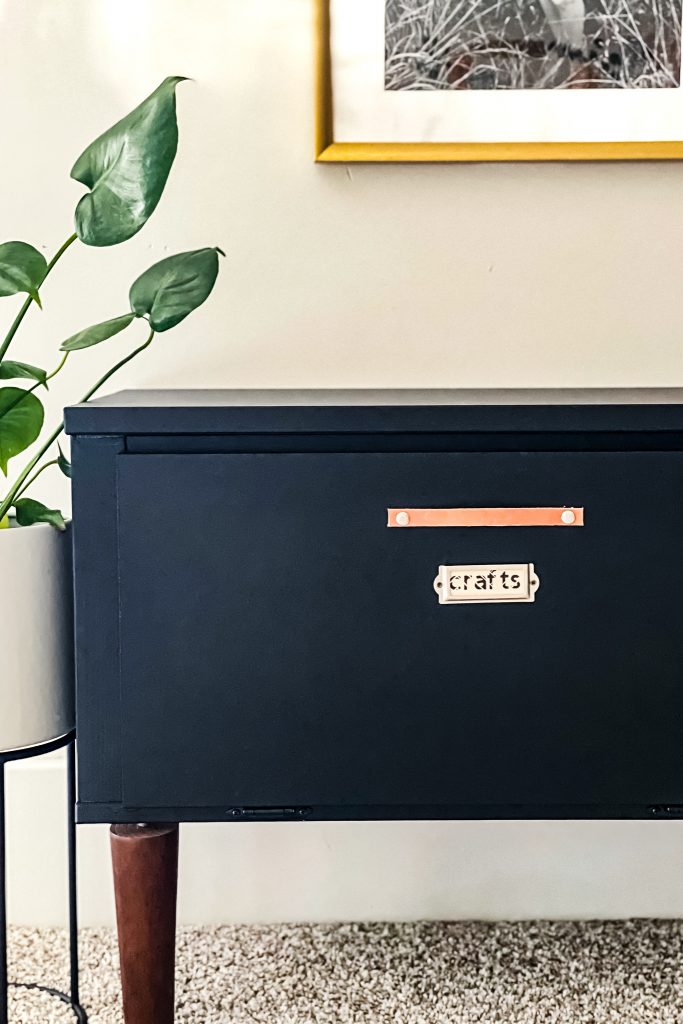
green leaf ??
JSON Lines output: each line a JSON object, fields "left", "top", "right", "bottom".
{"left": 0, "top": 241, "right": 48, "bottom": 305}
{"left": 0, "top": 387, "right": 44, "bottom": 476}
{"left": 0, "top": 361, "right": 47, "bottom": 386}
{"left": 13, "top": 497, "right": 66, "bottom": 531}
{"left": 71, "top": 76, "right": 187, "bottom": 247}
{"left": 129, "top": 247, "right": 224, "bottom": 332}
{"left": 60, "top": 312, "right": 135, "bottom": 351}
{"left": 58, "top": 444, "right": 71, "bottom": 478}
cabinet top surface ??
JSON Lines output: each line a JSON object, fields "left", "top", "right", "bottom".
{"left": 69, "top": 387, "right": 683, "bottom": 408}
{"left": 64, "top": 388, "right": 683, "bottom": 435}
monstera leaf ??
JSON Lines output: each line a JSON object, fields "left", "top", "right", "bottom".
{"left": 71, "top": 76, "right": 187, "bottom": 247}
{"left": 129, "top": 247, "right": 224, "bottom": 331}
{"left": 13, "top": 497, "right": 66, "bottom": 530}
{"left": 59, "top": 247, "right": 223, "bottom": 353}
{"left": 0, "top": 242, "right": 48, "bottom": 305}
{"left": 61, "top": 313, "right": 135, "bottom": 351}
{"left": 0, "top": 361, "right": 47, "bottom": 386}
{"left": 0, "top": 387, "right": 44, "bottom": 475}
{"left": 57, "top": 445, "right": 71, "bottom": 479}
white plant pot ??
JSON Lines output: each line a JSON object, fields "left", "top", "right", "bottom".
{"left": 0, "top": 522, "right": 74, "bottom": 754}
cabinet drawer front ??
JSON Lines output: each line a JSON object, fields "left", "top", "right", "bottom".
{"left": 116, "top": 451, "right": 683, "bottom": 815}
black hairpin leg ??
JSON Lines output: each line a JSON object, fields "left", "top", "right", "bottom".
{"left": 67, "top": 742, "right": 81, "bottom": 1011}
{"left": 0, "top": 735, "right": 87, "bottom": 1022}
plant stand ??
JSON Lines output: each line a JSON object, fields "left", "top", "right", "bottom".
{"left": 0, "top": 732, "right": 87, "bottom": 1023}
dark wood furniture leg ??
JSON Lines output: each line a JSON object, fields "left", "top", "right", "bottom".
{"left": 110, "top": 824, "right": 179, "bottom": 1024}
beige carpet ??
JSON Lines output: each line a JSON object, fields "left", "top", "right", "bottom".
{"left": 7, "top": 920, "right": 683, "bottom": 1022}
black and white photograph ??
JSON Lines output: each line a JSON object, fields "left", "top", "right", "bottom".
{"left": 385, "top": 0, "right": 683, "bottom": 89}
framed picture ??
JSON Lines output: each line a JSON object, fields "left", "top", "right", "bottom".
{"left": 315, "top": 0, "right": 683, "bottom": 160}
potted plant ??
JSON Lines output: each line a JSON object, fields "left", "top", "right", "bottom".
{"left": 0, "top": 77, "right": 223, "bottom": 752}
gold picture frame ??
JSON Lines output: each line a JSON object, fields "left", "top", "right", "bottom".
{"left": 314, "top": 0, "right": 683, "bottom": 162}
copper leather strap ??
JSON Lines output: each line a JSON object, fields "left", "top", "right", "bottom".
{"left": 387, "top": 507, "right": 584, "bottom": 528}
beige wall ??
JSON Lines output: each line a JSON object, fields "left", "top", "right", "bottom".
{"left": 2, "top": 0, "right": 683, "bottom": 518}
{"left": 3, "top": 0, "right": 683, "bottom": 925}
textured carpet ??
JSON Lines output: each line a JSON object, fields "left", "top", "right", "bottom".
{"left": 7, "top": 920, "right": 683, "bottom": 1023}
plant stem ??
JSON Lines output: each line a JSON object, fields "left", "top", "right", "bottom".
{"left": 80, "top": 328, "right": 154, "bottom": 403}
{"left": 0, "top": 422, "right": 65, "bottom": 523}
{"left": 13, "top": 458, "right": 59, "bottom": 501}
{"left": 46, "top": 351, "right": 70, "bottom": 384}
{"left": 0, "top": 328, "right": 155, "bottom": 522}
{"left": 24, "top": 351, "right": 70, "bottom": 399}
{"left": 0, "top": 351, "right": 70, "bottom": 422}
{"left": 0, "top": 232, "right": 78, "bottom": 362}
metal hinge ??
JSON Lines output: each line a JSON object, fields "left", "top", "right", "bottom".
{"left": 227, "top": 806, "right": 311, "bottom": 821}
{"left": 650, "top": 805, "right": 683, "bottom": 818}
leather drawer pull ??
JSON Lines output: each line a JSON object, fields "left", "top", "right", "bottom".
{"left": 387, "top": 507, "right": 584, "bottom": 528}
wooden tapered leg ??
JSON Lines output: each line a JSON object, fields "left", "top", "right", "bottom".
{"left": 110, "top": 824, "right": 179, "bottom": 1024}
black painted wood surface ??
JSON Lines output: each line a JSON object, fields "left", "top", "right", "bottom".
{"left": 67, "top": 391, "right": 683, "bottom": 823}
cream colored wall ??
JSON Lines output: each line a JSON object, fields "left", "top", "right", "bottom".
{"left": 8, "top": 755, "right": 683, "bottom": 927}
{"left": 3, "top": 0, "right": 683, "bottom": 520}
{"left": 3, "top": 0, "right": 683, "bottom": 926}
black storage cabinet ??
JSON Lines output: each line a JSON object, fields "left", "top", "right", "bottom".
{"left": 65, "top": 389, "right": 683, "bottom": 825}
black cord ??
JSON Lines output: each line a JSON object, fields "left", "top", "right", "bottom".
{"left": 8, "top": 981, "right": 88, "bottom": 1022}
